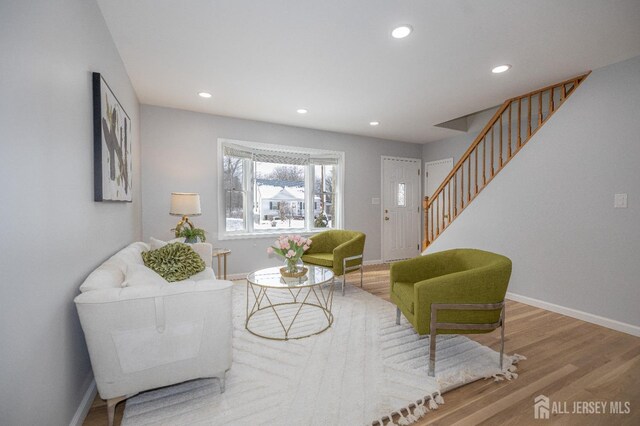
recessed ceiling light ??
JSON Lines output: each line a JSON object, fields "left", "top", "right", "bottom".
{"left": 369, "top": 121, "right": 380, "bottom": 126}
{"left": 391, "top": 25, "right": 412, "bottom": 39}
{"left": 198, "top": 92, "right": 212, "bottom": 98}
{"left": 491, "top": 64, "right": 511, "bottom": 74}
{"left": 296, "top": 108, "right": 308, "bottom": 114}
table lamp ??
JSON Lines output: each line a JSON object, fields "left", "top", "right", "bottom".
{"left": 170, "top": 192, "right": 201, "bottom": 237}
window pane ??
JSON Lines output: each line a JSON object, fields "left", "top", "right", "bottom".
{"left": 224, "top": 190, "right": 245, "bottom": 231}
{"left": 397, "top": 183, "right": 406, "bottom": 206}
{"left": 223, "top": 155, "right": 246, "bottom": 231}
{"left": 254, "top": 162, "right": 305, "bottom": 230}
{"left": 313, "top": 165, "right": 336, "bottom": 228}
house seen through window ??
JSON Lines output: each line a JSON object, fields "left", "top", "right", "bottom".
{"left": 220, "top": 140, "right": 343, "bottom": 237}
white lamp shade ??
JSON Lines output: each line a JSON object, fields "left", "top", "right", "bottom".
{"left": 170, "top": 192, "right": 202, "bottom": 216}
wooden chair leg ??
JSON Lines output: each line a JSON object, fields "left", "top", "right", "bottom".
{"left": 107, "top": 396, "right": 126, "bottom": 426}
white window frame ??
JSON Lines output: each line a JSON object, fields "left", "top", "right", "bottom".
{"left": 217, "top": 138, "right": 345, "bottom": 240}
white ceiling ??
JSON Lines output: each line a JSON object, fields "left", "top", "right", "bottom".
{"left": 97, "top": 0, "right": 640, "bottom": 144}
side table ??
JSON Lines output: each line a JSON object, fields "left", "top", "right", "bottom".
{"left": 212, "top": 248, "right": 231, "bottom": 280}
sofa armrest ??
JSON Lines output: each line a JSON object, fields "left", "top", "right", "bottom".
{"left": 74, "top": 279, "right": 231, "bottom": 304}
{"left": 74, "top": 279, "right": 233, "bottom": 399}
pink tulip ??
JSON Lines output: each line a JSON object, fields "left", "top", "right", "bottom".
{"left": 287, "top": 250, "right": 295, "bottom": 258}
{"left": 307, "top": 239, "right": 313, "bottom": 245}
{"left": 303, "top": 245, "right": 309, "bottom": 251}
{"left": 266, "top": 247, "right": 274, "bottom": 255}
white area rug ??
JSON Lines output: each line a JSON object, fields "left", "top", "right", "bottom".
{"left": 122, "top": 283, "right": 524, "bottom": 425}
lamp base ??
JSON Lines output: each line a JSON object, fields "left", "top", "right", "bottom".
{"left": 173, "top": 215, "right": 195, "bottom": 238}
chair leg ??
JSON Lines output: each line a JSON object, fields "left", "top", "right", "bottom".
{"left": 342, "top": 258, "right": 347, "bottom": 295}
{"left": 429, "top": 330, "right": 436, "bottom": 377}
{"left": 429, "top": 307, "right": 438, "bottom": 377}
{"left": 396, "top": 307, "right": 401, "bottom": 325}
{"left": 500, "top": 307, "right": 505, "bottom": 370}
{"left": 360, "top": 264, "right": 363, "bottom": 288}
{"left": 107, "top": 396, "right": 126, "bottom": 426}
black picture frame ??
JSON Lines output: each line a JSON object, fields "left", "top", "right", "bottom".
{"left": 92, "top": 72, "right": 132, "bottom": 202}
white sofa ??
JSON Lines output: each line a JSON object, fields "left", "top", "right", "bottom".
{"left": 74, "top": 241, "right": 232, "bottom": 425}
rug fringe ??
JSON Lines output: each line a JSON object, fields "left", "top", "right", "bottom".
{"left": 485, "top": 353, "right": 526, "bottom": 382}
{"left": 372, "top": 392, "right": 444, "bottom": 425}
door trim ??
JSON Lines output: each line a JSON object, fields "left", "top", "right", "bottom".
{"left": 380, "top": 156, "right": 422, "bottom": 263}
{"left": 424, "top": 158, "right": 453, "bottom": 198}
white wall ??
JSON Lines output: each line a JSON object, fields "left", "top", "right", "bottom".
{"left": 0, "top": 1, "right": 141, "bottom": 424}
{"left": 426, "top": 55, "right": 640, "bottom": 331}
{"left": 141, "top": 105, "right": 422, "bottom": 274}
{"left": 423, "top": 107, "right": 499, "bottom": 165}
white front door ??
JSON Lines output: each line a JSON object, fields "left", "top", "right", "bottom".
{"left": 382, "top": 156, "right": 421, "bottom": 262}
{"left": 425, "top": 158, "right": 454, "bottom": 228}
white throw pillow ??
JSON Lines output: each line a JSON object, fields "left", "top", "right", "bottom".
{"left": 122, "top": 263, "right": 168, "bottom": 288}
{"left": 149, "top": 237, "right": 168, "bottom": 250}
{"left": 149, "top": 237, "right": 185, "bottom": 250}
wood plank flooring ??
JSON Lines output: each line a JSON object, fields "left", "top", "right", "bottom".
{"left": 84, "top": 264, "right": 640, "bottom": 425}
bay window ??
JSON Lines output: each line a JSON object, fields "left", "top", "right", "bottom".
{"left": 218, "top": 139, "right": 344, "bottom": 238}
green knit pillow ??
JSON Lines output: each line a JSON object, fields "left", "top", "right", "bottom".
{"left": 141, "top": 242, "right": 205, "bottom": 282}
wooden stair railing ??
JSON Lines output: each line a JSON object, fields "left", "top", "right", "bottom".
{"left": 423, "top": 72, "right": 590, "bottom": 249}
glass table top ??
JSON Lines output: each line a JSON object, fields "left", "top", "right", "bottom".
{"left": 247, "top": 265, "right": 334, "bottom": 288}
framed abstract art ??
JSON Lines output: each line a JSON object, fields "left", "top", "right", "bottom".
{"left": 92, "top": 72, "right": 132, "bottom": 202}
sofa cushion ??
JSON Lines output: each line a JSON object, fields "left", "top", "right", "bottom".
{"left": 301, "top": 253, "right": 334, "bottom": 268}
{"left": 392, "top": 281, "right": 415, "bottom": 314}
{"left": 122, "top": 264, "right": 168, "bottom": 288}
{"left": 142, "top": 243, "right": 205, "bottom": 282}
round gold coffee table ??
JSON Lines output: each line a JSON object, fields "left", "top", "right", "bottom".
{"left": 246, "top": 266, "right": 334, "bottom": 340}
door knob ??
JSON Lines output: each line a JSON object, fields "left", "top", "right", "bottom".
{"left": 384, "top": 216, "right": 390, "bottom": 221}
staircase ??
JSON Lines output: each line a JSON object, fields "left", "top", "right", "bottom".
{"left": 423, "top": 73, "right": 590, "bottom": 249}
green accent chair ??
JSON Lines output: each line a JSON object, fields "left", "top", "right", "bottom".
{"left": 390, "top": 249, "right": 512, "bottom": 376}
{"left": 302, "top": 230, "right": 366, "bottom": 295}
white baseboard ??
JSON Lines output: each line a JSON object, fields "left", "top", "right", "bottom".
{"left": 506, "top": 291, "right": 640, "bottom": 337}
{"left": 69, "top": 377, "right": 97, "bottom": 426}
{"left": 363, "top": 259, "right": 384, "bottom": 266}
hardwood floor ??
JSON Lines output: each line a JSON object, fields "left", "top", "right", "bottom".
{"left": 84, "top": 264, "right": 640, "bottom": 425}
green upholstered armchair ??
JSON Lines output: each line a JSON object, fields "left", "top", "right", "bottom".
{"left": 390, "top": 249, "right": 512, "bottom": 376}
{"left": 302, "top": 229, "right": 366, "bottom": 295}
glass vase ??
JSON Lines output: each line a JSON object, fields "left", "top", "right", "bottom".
{"left": 284, "top": 257, "right": 304, "bottom": 274}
